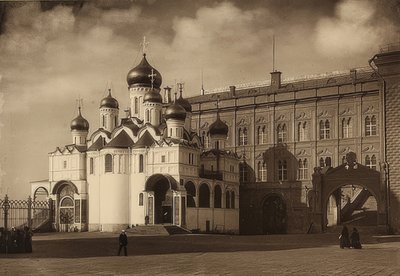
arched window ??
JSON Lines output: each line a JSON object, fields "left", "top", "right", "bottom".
{"left": 319, "top": 120, "right": 330, "bottom": 139}
{"left": 185, "top": 182, "right": 196, "bottom": 207}
{"left": 319, "top": 157, "right": 325, "bottom": 168}
{"left": 199, "top": 183, "right": 210, "bottom": 208}
{"left": 278, "top": 160, "right": 288, "bottom": 181}
{"left": 138, "top": 193, "right": 144, "bottom": 206}
{"left": 231, "top": 191, "right": 235, "bottom": 209}
{"left": 258, "top": 126, "right": 267, "bottom": 144}
{"left": 365, "top": 116, "right": 377, "bottom": 136}
{"left": 105, "top": 154, "right": 113, "bottom": 173}
{"left": 277, "top": 124, "right": 287, "bottom": 143}
{"left": 146, "top": 109, "right": 150, "bottom": 122}
{"left": 239, "top": 163, "right": 248, "bottom": 182}
{"left": 102, "top": 115, "right": 105, "bottom": 128}
{"left": 366, "top": 155, "right": 377, "bottom": 170}
{"left": 214, "top": 185, "right": 222, "bottom": 208}
{"left": 134, "top": 98, "right": 138, "bottom": 114}
{"left": 258, "top": 161, "right": 267, "bottom": 181}
{"left": 298, "top": 122, "right": 307, "bottom": 141}
{"left": 325, "top": 157, "right": 332, "bottom": 167}
{"left": 342, "top": 118, "right": 352, "bottom": 138}
{"left": 226, "top": 190, "right": 231, "bottom": 209}
{"left": 89, "top": 158, "right": 94, "bottom": 174}
{"left": 298, "top": 159, "right": 308, "bottom": 180}
{"left": 139, "top": 154, "right": 144, "bottom": 173}
{"left": 239, "top": 127, "right": 248, "bottom": 146}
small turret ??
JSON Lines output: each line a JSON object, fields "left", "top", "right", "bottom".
{"left": 99, "top": 89, "right": 119, "bottom": 132}
{"left": 165, "top": 93, "right": 186, "bottom": 139}
{"left": 208, "top": 98, "right": 228, "bottom": 149}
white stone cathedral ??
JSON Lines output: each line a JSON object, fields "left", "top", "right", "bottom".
{"left": 31, "top": 52, "right": 240, "bottom": 233}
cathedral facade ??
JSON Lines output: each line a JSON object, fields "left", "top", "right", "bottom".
{"left": 31, "top": 53, "right": 240, "bottom": 233}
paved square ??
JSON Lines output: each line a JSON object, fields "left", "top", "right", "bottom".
{"left": 0, "top": 232, "right": 399, "bottom": 275}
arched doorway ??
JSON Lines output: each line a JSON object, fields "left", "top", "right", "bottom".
{"left": 145, "top": 174, "right": 178, "bottom": 224}
{"left": 326, "top": 184, "right": 378, "bottom": 228}
{"left": 262, "top": 194, "right": 287, "bottom": 234}
{"left": 54, "top": 183, "right": 78, "bottom": 232}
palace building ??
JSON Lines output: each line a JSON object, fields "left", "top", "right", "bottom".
{"left": 31, "top": 43, "right": 400, "bottom": 235}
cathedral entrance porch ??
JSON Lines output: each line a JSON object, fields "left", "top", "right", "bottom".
{"left": 145, "top": 174, "right": 183, "bottom": 226}
{"left": 262, "top": 194, "right": 287, "bottom": 234}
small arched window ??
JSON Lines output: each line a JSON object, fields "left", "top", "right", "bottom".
{"left": 185, "top": 182, "right": 196, "bottom": 208}
{"left": 139, "top": 193, "right": 144, "bottom": 206}
{"left": 278, "top": 160, "right": 288, "bottom": 181}
{"left": 365, "top": 116, "right": 377, "bottom": 136}
{"left": 320, "top": 119, "right": 330, "bottom": 139}
{"left": 105, "top": 154, "right": 113, "bottom": 173}
{"left": 277, "top": 124, "right": 287, "bottom": 143}
{"left": 239, "top": 163, "right": 248, "bottom": 183}
{"left": 89, "top": 158, "right": 94, "bottom": 174}
{"left": 139, "top": 154, "right": 144, "bottom": 173}
{"left": 239, "top": 127, "right": 248, "bottom": 146}
{"left": 134, "top": 98, "right": 138, "bottom": 114}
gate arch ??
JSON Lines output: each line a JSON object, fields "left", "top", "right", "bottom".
{"left": 312, "top": 152, "right": 387, "bottom": 231}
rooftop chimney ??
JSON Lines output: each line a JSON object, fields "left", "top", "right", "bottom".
{"left": 230, "top": 85, "right": 236, "bottom": 97}
{"left": 164, "top": 86, "right": 172, "bottom": 103}
{"left": 270, "top": 71, "right": 282, "bottom": 90}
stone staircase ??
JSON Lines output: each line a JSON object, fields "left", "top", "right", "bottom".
{"left": 126, "top": 225, "right": 191, "bottom": 236}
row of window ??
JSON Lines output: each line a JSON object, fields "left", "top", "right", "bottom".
{"left": 89, "top": 154, "right": 144, "bottom": 174}
{"left": 250, "top": 154, "right": 378, "bottom": 182}
{"left": 235, "top": 116, "right": 377, "bottom": 146}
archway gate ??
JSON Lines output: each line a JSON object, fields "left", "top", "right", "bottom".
{"left": 310, "top": 152, "right": 387, "bottom": 232}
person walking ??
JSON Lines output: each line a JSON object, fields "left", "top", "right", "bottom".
{"left": 350, "top": 227, "right": 362, "bottom": 249}
{"left": 339, "top": 225, "right": 350, "bottom": 249}
{"left": 118, "top": 230, "right": 128, "bottom": 256}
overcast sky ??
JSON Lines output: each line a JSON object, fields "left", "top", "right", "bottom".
{"left": 0, "top": 0, "right": 399, "bottom": 199}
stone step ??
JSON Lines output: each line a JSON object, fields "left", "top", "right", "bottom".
{"left": 164, "top": 225, "right": 192, "bottom": 235}
{"left": 126, "top": 225, "right": 169, "bottom": 236}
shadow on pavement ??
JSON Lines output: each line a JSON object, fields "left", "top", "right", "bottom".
{"left": 0, "top": 233, "right": 379, "bottom": 259}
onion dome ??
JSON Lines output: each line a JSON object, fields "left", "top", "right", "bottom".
{"left": 165, "top": 102, "right": 186, "bottom": 121}
{"left": 71, "top": 107, "right": 89, "bottom": 131}
{"left": 209, "top": 115, "right": 228, "bottom": 137}
{"left": 100, "top": 89, "right": 119, "bottom": 109}
{"left": 127, "top": 54, "right": 162, "bottom": 88}
{"left": 144, "top": 89, "right": 163, "bottom": 103}
{"left": 176, "top": 90, "right": 192, "bottom": 112}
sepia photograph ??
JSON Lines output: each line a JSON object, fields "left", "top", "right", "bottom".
{"left": 0, "top": 0, "right": 399, "bottom": 274}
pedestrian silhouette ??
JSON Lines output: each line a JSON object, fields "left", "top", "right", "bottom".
{"left": 118, "top": 230, "right": 128, "bottom": 256}
{"left": 339, "top": 225, "right": 350, "bottom": 249}
{"left": 350, "top": 227, "right": 362, "bottom": 249}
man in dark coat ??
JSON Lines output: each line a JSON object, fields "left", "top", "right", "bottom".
{"left": 118, "top": 230, "right": 128, "bottom": 256}
{"left": 339, "top": 225, "right": 350, "bottom": 249}
{"left": 350, "top": 228, "right": 362, "bottom": 249}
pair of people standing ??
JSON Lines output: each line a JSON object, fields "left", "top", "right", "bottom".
{"left": 339, "top": 225, "right": 362, "bottom": 249}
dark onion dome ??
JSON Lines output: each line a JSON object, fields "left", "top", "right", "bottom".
{"left": 176, "top": 93, "right": 192, "bottom": 112}
{"left": 71, "top": 108, "right": 89, "bottom": 131}
{"left": 209, "top": 114, "right": 228, "bottom": 137}
{"left": 144, "top": 89, "right": 163, "bottom": 103}
{"left": 127, "top": 54, "right": 162, "bottom": 88}
{"left": 165, "top": 102, "right": 186, "bottom": 121}
{"left": 100, "top": 89, "right": 119, "bottom": 109}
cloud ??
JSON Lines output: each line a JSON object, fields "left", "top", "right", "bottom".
{"left": 314, "top": 0, "right": 394, "bottom": 58}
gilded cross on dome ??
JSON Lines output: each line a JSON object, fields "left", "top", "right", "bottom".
{"left": 148, "top": 68, "right": 157, "bottom": 89}
{"left": 140, "top": 36, "right": 149, "bottom": 55}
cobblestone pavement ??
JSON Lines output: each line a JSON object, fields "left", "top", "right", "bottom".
{"left": 0, "top": 232, "right": 399, "bottom": 275}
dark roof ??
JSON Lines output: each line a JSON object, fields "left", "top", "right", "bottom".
{"left": 132, "top": 131, "right": 155, "bottom": 149}
{"left": 188, "top": 68, "right": 377, "bottom": 104}
{"left": 121, "top": 119, "right": 140, "bottom": 135}
{"left": 104, "top": 131, "right": 134, "bottom": 149}
{"left": 201, "top": 149, "right": 240, "bottom": 159}
{"left": 87, "top": 137, "right": 105, "bottom": 151}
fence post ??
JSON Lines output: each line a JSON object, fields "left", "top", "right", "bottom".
{"left": 3, "top": 194, "right": 10, "bottom": 230}
{"left": 28, "top": 196, "right": 32, "bottom": 228}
